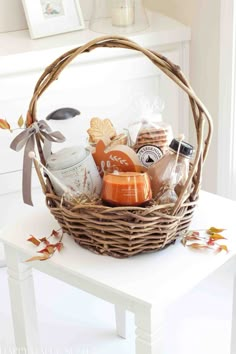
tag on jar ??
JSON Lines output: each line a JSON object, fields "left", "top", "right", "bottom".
{"left": 137, "top": 144, "right": 163, "bottom": 168}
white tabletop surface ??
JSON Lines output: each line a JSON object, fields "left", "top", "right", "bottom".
{"left": 0, "top": 190, "right": 235, "bottom": 307}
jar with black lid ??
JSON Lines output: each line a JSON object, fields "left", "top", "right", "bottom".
{"left": 147, "top": 138, "right": 194, "bottom": 203}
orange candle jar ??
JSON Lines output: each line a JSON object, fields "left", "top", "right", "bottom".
{"left": 102, "top": 172, "right": 152, "bottom": 206}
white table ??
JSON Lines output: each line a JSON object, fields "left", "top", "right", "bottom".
{"left": 1, "top": 191, "right": 236, "bottom": 354}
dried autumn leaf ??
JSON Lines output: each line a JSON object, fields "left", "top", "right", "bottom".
{"left": 37, "top": 247, "right": 50, "bottom": 255}
{"left": 27, "top": 235, "right": 41, "bottom": 246}
{"left": 55, "top": 242, "right": 64, "bottom": 252}
{"left": 216, "top": 245, "right": 229, "bottom": 253}
{"left": 0, "top": 119, "right": 10, "bottom": 130}
{"left": 209, "top": 234, "right": 226, "bottom": 241}
{"left": 207, "top": 227, "right": 225, "bottom": 235}
{"left": 45, "top": 245, "right": 55, "bottom": 254}
{"left": 51, "top": 229, "right": 60, "bottom": 238}
{"left": 185, "top": 234, "right": 201, "bottom": 242}
{"left": 183, "top": 231, "right": 202, "bottom": 243}
{"left": 207, "top": 239, "right": 215, "bottom": 246}
{"left": 25, "top": 254, "right": 49, "bottom": 262}
{"left": 47, "top": 245, "right": 55, "bottom": 254}
{"left": 188, "top": 243, "right": 210, "bottom": 250}
{"left": 39, "top": 237, "right": 50, "bottom": 245}
{"left": 17, "top": 115, "right": 24, "bottom": 128}
{"left": 38, "top": 244, "right": 56, "bottom": 254}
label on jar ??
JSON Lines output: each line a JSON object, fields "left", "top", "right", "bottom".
{"left": 137, "top": 145, "right": 163, "bottom": 167}
{"left": 48, "top": 152, "right": 102, "bottom": 197}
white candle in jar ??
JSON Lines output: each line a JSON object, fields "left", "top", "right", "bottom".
{"left": 112, "top": 5, "right": 135, "bottom": 27}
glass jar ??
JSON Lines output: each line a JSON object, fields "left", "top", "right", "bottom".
{"left": 89, "top": 0, "right": 149, "bottom": 34}
{"left": 147, "top": 139, "right": 194, "bottom": 203}
{"left": 102, "top": 171, "right": 152, "bottom": 206}
{"left": 46, "top": 146, "right": 102, "bottom": 197}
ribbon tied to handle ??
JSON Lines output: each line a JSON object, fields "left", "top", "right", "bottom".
{"left": 10, "top": 120, "right": 66, "bottom": 206}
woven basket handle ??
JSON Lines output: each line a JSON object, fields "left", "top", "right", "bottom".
{"left": 28, "top": 35, "right": 213, "bottom": 213}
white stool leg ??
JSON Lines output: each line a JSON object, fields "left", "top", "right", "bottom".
{"left": 115, "top": 304, "right": 127, "bottom": 339}
{"left": 135, "top": 305, "right": 164, "bottom": 354}
{"left": 231, "top": 273, "right": 236, "bottom": 354}
{"left": 5, "top": 245, "right": 41, "bottom": 353}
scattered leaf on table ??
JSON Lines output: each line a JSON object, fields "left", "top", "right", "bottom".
{"left": 182, "top": 227, "right": 228, "bottom": 254}
{"left": 25, "top": 254, "right": 49, "bottom": 262}
{"left": 207, "top": 239, "right": 216, "bottom": 246}
{"left": 37, "top": 247, "right": 50, "bottom": 255}
{"left": 185, "top": 231, "right": 201, "bottom": 242}
{"left": 38, "top": 245, "right": 55, "bottom": 255}
{"left": 207, "top": 227, "right": 225, "bottom": 235}
{"left": 47, "top": 245, "right": 56, "bottom": 254}
{"left": 27, "top": 235, "right": 41, "bottom": 246}
{"left": 25, "top": 228, "right": 64, "bottom": 262}
{"left": 216, "top": 245, "right": 229, "bottom": 253}
{"left": 209, "top": 234, "right": 226, "bottom": 241}
{"left": 39, "top": 237, "right": 50, "bottom": 245}
{"left": 55, "top": 242, "right": 64, "bottom": 252}
{"left": 188, "top": 243, "right": 210, "bottom": 250}
{"left": 51, "top": 229, "right": 60, "bottom": 238}
{"left": 0, "top": 119, "right": 10, "bottom": 130}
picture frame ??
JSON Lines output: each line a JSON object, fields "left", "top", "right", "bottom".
{"left": 21, "top": 0, "right": 85, "bottom": 39}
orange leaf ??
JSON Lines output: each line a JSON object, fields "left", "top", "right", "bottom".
{"left": 38, "top": 244, "right": 55, "bottom": 255}
{"left": 209, "top": 234, "right": 226, "bottom": 241}
{"left": 17, "top": 115, "right": 24, "bottom": 128}
{"left": 216, "top": 245, "right": 229, "bottom": 253}
{"left": 27, "top": 235, "right": 41, "bottom": 246}
{"left": 51, "top": 229, "right": 60, "bottom": 238}
{"left": 46, "top": 245, "right": 55, "bottom": 254}
{"left": 55, "top": 242, "right": 64, "bottom": 252}
{"left": 25, "top": 254, "right": 49, "bottom": 262}
{"left": 39, "top": 237, "right": 50, "bottom": 245}
{"left": 0, "top": 119, "right": 10, "bottom": 130}
{"left": 37, "top": 248, "right": 50, "bottom": 254}
{"left": 184, "top": 231, "right": 202, "bottom": 243}
{"left": 188, "top": 243, "right": 210, "bottom": 250}
{"left": 207, "top": 239, "right": 215, "bottom": 246}
{"left": 186, "top": 234, "right": 201, "bottom": 242}
{"left": 207, "top": 227, "right": 225, "bottom": 235}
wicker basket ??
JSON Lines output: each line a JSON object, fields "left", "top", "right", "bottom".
{"left": 27, "top": 35, "right": 213, "bottom": 258}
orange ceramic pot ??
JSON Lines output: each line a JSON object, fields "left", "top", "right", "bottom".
{"left": 102, "top": 172, "right": 152, "bottom": 206}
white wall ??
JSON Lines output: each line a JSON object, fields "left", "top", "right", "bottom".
{"left": 145, "top": 0, "right": 221, "bottom": 194}
{"left": 0, "top": 0, "right": 92, "bottom": 32}
{"left": 145, "top": 0, "right": 194, "bottom": 26}
{"left": 0, "top": 0, "right": 27, "bottom": 32}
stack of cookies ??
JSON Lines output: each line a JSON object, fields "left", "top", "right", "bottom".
{"left": 133, "top": 126, "right": 171, "bottom": 154}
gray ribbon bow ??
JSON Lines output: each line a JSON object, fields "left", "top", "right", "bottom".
{"left": 10, "top": 120, "right": 65, "bottom": 206}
